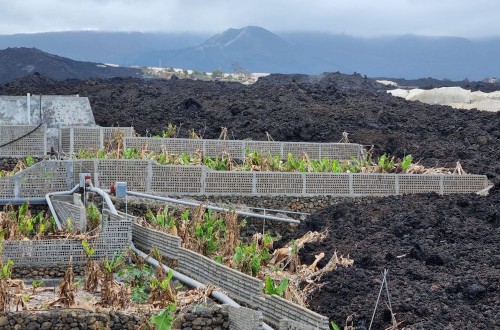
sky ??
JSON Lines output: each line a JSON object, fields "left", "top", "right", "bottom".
{"left": 0, "top": 0, "right": 499, "bottom": 38}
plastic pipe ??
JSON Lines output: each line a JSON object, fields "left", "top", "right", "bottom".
{"left": 45, "top": 184, "right": 80, "bottom": 230}
{"left": 244, "top": 206, "right": 310, "bottom": 216}
{"left": 0, "top": 198, "right": 47, "bottom": 205}
{"left": 126, "top": 191, "right": 299, "bottom": 224}
{"left": 130, "top": 244, "right": 273, "bottom": 330}
{"left": 88, "top": 184, "right": 118, "bottom": 215}
{"left": 130, "top": 243, "right": 239, "bottom": 306}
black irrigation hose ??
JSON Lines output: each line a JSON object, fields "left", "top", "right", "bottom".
{"left": 0, "top": 95, "right": 43, "bottom": 148}
{"left": 0, "top": 122, "right": 43, "bottom": 148}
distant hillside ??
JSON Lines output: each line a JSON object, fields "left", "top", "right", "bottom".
{"left": 0, "top": 47, "right": 142, "bottom": 83}
{"left": 135, "top": 26, "right": 308, "bottom": 73}
{"left": 0, "top": 31, "right": 208, "bottom": 66}
{"left": 1, "top": 28, "right": 500, "bottom": 80}
{"left": 137, "top": 28, "right": 500, "bottom": 79}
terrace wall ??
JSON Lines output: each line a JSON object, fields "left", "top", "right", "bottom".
{"left": 2, "top": 209, "right": 132, "bottom": 267}
{"left": 59, "top": 126, "right": 135, "bottom": 156}
{"left": 0, "top": 95, "right": 95, "bottom": 149}
{"left": 124, "top": 137, "right": 364, "bottom": 160}
{"left": 0, "top": 160, "right": 490, "bottom": 199}
{"left": 132, "top": 222, "right": 330, "bottom": 329}
{"left": 0, "top": 125, "right": 47, "bottom": 157}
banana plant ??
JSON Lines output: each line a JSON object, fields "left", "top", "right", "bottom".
{"left": 264, "top": 276, "right": 289, "bottom": 297}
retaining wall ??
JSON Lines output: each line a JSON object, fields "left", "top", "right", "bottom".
{"left": 257, "top": 295, "right": 329, "bottom": 329}
{"left": 0, "top": 160, "right": 490, "bottom": 199}
{"left": 0, "top": 305, "right": 262, "bottom": 330}
{"left": 51, "top": 194, "right": 86, "bottom": 231}
{"left": 2, "top": 209, "right": 132, "bottom": 267}
{"left": 0, "top": 309, "right": 141, "bottom": 330}
{"left": 0, "top": 95, "right": 95, "bottom": 149}
{"left": 228, "top": 305, "right": 264, "bottom": 330}
{"left": 124, "top": 137, "right": 363, "bottom": 160}
{"left": 59, "top": 126, "right": 135, "bottom": 156}
{"left": 132, "top": 222, "right": 329, "bottom": 329}
{"left": 0, "top": 125, "right": 47, "bottom": 157}
{"left": 179, "top": 305, "right": 230, "bottom": 330}
{"left": 280, "top": 318, "right": 320, "bottom": 330}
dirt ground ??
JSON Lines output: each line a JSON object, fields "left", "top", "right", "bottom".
{"left": 1, "top": 73, "right": 499, "bottom": 329}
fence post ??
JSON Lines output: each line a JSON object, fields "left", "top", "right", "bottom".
{"left": 66, "top": 161, "right": 74, "bottom": 189}
{"left": 69, "top": 127, "right": 74, "bottom": 157}
{"left": 302, "top": 173, "right": 307, "bottom": 194}
{"left": 252, "top": 173, "right": 257, "bottom": 194}
{"left": 395, "top": 175, "right": 400, "bottom": 195}
{"left": 93, "top": 159, "right": 99, "bottom": 188}
{"left": 13, "top": 176, "right": 20, "bottom": 198}
{"left": 349, "top": 173, "right": 354, "bottom": 195}
{"left": 242, "top": 140, "right": 246, "bottom": 159}
{"left": 146, "top": 160, "right": 153, "bottom": 192}
{"left": 43, "top": 124, "right": 47, "bottom": 157}
{"left": 99, "top": 127, "right": 104, "bottom": 150}
{"left": 439, "top": 175, "right": 444, "bottom": 195}
{"left": 200, "top": 167, "right": 206, "bottom": 195}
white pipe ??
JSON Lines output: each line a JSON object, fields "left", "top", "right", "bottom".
{"left": 130, "top": 244, "right": 274, "bottom": 330}
{"left": 245, "top": 206, "right": 310, "bottom": 216}
{"left": 130, "top": 244, "right": 239, "bottom": 306}
{"left": 126, "top": 191, "right": 299, "bottom": 224}
{"left": 0, "top": 198, "right": 47, "bottom": 205}
{"left": 88, "top": 184, "right": 118, "bottom": 215}
{"left": 45, "top": 184, "right": 80, "bottom": 230}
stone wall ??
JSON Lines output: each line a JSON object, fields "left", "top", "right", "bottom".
{"left": 0, "top": 305, "right": 235, "bottom": 330}
{"left": 197, "top": 195, "right": 346, "bottom": 214}
{"left": 12, "top": 266, "right": 84, "bottom": 279}
{"left": 178, "top": 305, "right": 229, "bottom": 330}
{"left": 0, "top": 309, "right": 143, "bottom": 330}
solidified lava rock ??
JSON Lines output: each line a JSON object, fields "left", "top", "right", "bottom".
{"left": 2, "top": 72, "right": 498, "bottom": 185}
{"left": 1, "top": 72, "right": 499, "bottom": 329}
{"left": 284, "top": 192, "right": 500, "bottom": 329}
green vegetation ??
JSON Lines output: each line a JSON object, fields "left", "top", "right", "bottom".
{"left": 195, "top": 209, "right": 226, "bottom": 255}
{"left": 73, "top": 145, "right": 417, "bottom": 174}
{"left": 330, "top": 321, "right": 341, "bottom": 330}
{"left": 150, "top": 303, "right": 176, "bottom": 330}
{"left": 0, "top": 156, "right": 38, "bottom": 177}
{"left": 146, "top": 206, "right": 177, "bottom": 234}
{"left": 264, "top": 276, "right": 289, "bottom": 296}
{"left": 0, "top": 202, "right": 56, "bottom": 240}
{"left": 154, "top": 123, "right": 178, "bottom": 138}
{"left": 86, "top": 203, "right": 101, "bottom": 231}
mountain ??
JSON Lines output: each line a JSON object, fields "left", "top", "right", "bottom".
{"left": 280, "top": 32, "right": 500, "bottom": 80}
{"left": 1, "top": 27, "right": 500, "bottom": 80}
{"left": 137, "top": 27, "right": 500, "bottom": 79}
{"left": 0, "top": 47, "right": 142, "bottom": 83}
{"left": 0, "top": 31, "right": 209, "bottom": 66}
{"left": 135, "top": 26, "right": 310, "bottom": 73}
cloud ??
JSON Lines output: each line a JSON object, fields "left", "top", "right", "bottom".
{"left": 0, "top": 0, "right": 499, "bottom": 38}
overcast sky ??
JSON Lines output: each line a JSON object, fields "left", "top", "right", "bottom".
{"left": 0, "top": 0, "right": 498, "bottom": 38}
